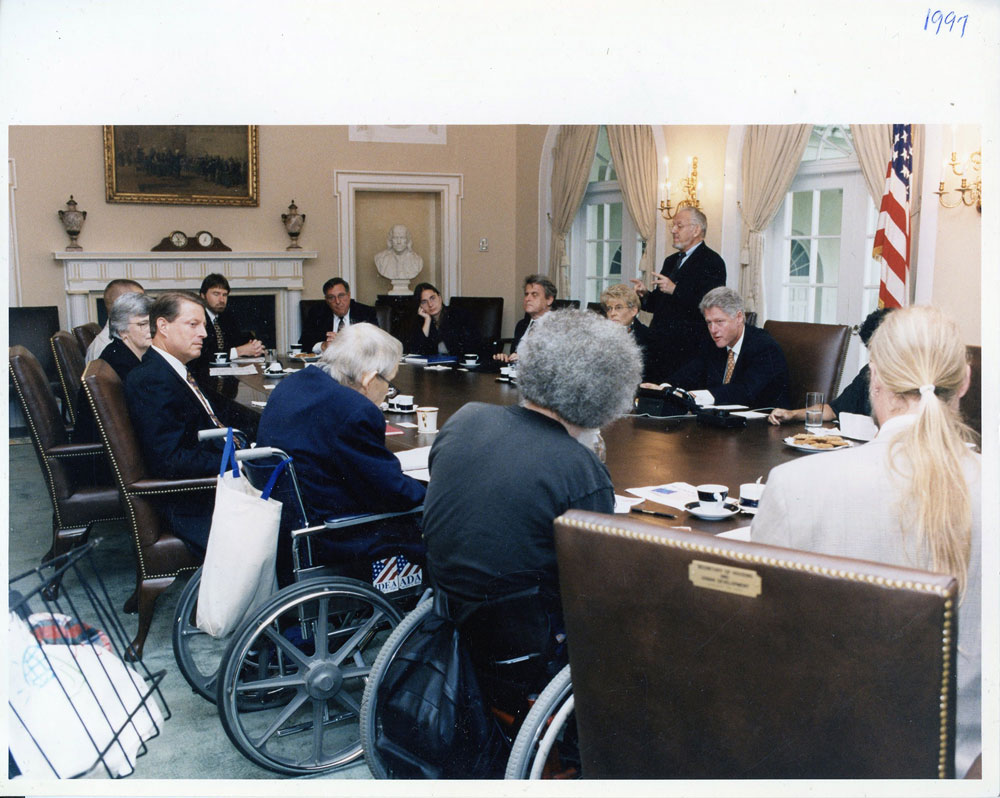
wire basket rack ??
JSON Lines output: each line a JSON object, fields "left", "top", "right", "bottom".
{"left": 8, "top": 539, "right": 170, "bottom": 779}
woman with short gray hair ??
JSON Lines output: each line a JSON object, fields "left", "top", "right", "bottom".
{"left": 257, "top": 323, "right": 424, "bottom": 581}
{"left": 421, "top": 311, "right": 642, "bottom": 747}
{"left": 99, "top": 291, "right": 155, "bottom": 381}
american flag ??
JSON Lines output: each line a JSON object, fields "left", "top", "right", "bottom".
{"left": 372, "top": 554, "right": 422, "bottom": 593}
{"left": 872, "top": 124, "right": 912, "bottom": 309}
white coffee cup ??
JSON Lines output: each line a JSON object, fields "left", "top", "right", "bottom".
{"left": 391, "top": 394, "right": 414, "bottom": 412}
{"left": 696, "top": 483, "right": 728, "bottom": 511}
{"left": 739, "top": 482, "right": 765, "bottom": 510}
{"left": 213, "top": 352, "right": 228, "bottom": 364}
{"left": 416, "top": 406, "right": 439, "bottom": 433}
{"left": 463, "top": 353, "right": 480, "bottom": 366}
{"left": 499, "top": 366, "right": 511, "bottom": 379}
{"left": 290, "top": 344, "right": 303, "bottom": 355}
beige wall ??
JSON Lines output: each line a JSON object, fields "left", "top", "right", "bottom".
{"left": 10, "top": 125, "right": 520, "bottom": 331}
{"left": 931, "top": 125, "right": 981, "bottom": 345}
{"left": 660, "top": 125, "right": 730, "bottom": 255}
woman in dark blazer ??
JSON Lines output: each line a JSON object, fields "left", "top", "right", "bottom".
{"left": 601, "top": 283, "right": 651, "bottom": 381}
{"left": 406, "top": 282, "right": 480, "bottom": 358}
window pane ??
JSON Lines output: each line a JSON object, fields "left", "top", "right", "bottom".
{"left": 787, "top": 286, "right": 810, "bottom": 321}
{"left": 816, "top": 238, "right": 840, "bottom": 284}
{"left": 818, "top": 188, "right": 843, "bottom": 236}
{"left": 791, "top": 191, "right": 813, "bottom": 235}
{"left": 788, "top": 240, "right": 811, "bottom": 280}
{"left": 814, "top": 287, "right": 838, "bottom": 323}
{"left": 588, "top": 126, "right": 617, "bottom": 183}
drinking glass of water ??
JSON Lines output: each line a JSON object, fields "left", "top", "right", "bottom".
{"left": 805, "top": 392, "right": 825, "bottom": 429}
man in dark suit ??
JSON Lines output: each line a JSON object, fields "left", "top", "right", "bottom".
{"left": 192, "top": 274, "right": 265, "bottom": 372}
{"left": 630, "top": 207, "right": 726, "bottom": 382}
{"left": 668, "top": 286, "right": 790, "bottom": 409}
{"left": 125, "top": 291, "right": 230, "bottom": 553}
{"left": 494, "top": 273, "right": 556, "bottom": 364}
{"left": 299, "top": 277, "right": 379, "bottom": 353}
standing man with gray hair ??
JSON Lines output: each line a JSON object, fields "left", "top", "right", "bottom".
{"left": 667, "top": 286, "right": 789, "bottom": 409}
{"left": 630, "top": 206, "right": 725, "bottom": 382}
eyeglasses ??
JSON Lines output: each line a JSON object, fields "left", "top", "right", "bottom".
{"left": 325, "top": 293, "right": 349, "bottom": 301}
{"left": 419, "top": 296, "right": 439, "bottom": 307}
{"left": 377, "top": 374, "right": 399, "bottom": 400}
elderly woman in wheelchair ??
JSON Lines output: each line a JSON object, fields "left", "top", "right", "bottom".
{"left": 172, "top": 324, "right": 428, "bottom": 776}
{"left": 360, "top": 310, "right": 643, "bottom": 778}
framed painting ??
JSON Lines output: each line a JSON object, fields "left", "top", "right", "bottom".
{"left": 103, "top": 125, "right": 258, "bottom": 206}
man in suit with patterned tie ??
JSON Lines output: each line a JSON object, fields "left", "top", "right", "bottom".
{"left": 299, "top": 277, "right": 380, "bottom": 353}
{"left": 193, "top": 274, "right": 265, "bottom": 369}
{"left": 630, "top": 207, "right": 726, "bottom": 383}
{"left": 125, "top": 291, "right": 232, "bottom": 553}
{"left": 667, "top": 286, "right": 790, "bottom": 410}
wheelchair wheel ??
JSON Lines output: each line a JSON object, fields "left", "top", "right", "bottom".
{"left": 505, "top": 664, "right": 578, "bottom": 779}
{"left": 172, "top": 568, "right": 227, "bottom": 703}
{"left": 358, "top": 596, "right": 435, "bottom": 778}
{"left": 216, "top": 577, "right": 403, "bottom": 776}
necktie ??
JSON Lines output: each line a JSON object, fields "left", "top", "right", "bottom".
{"left": 334, "top": 316, "right": 344, "bottom": 333}
{"left": 186, "top": 370, "right": 223, "bottom": 427}
{"left": 669, "top": 253, "right": 687, "bottom": 281}
{"left": 723, "top": 349, "right": 736, "bottom": 384}
{"left": 213, "top": 317, "right": 225, "bottom": 351}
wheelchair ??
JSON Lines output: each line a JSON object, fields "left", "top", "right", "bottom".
{"left": 359, "top": 586, "right": 580, "bottom": 780}
{"left": 171, "top": 430, "right": 426, "bottom": 775}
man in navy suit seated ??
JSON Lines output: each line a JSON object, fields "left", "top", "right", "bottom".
{"left": 257, "top": 322, "right": 425, "bottom": 582}
{"left": 125, "top": 291, "right": 231, "bottom": 553}
{"left": 667, "top": 286, "right": 790, "bottom": 410}
{"left": 299, "top": 277, "right": 379, "bottom": 353}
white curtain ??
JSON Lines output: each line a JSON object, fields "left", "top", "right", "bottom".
{"left": 738, "top": 125, "right": 812, "bottom": 314}
{"left": 548, "top": 125, "right": 598, "bottom": 298}
{"left": 606, "top": 125, "right": 658, "bottom": 278}
{"left": 851, "top": 124, "right": 893, "bottom": 206}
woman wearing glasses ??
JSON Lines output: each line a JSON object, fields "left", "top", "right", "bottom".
{"left": 257, "top": 323, "right": 425, "bottom": 578}
{"left": 406, "top": 282, "right": 481, "bottom": 358}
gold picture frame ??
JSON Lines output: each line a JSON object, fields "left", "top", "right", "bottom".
{"left": 104, "top": 125, "right": 258, "bottom": 206}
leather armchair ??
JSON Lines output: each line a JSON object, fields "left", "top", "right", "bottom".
{"left": 50, "top": 330, "right": 85, "bottom": 428}
{"left": 73, "top": 322, "right": 102, "bottom": 356}
{"left": 555, "top": 509, "right": 958, "bottom": 779}
{"left": 82, "top": 359, "right": 210, "bottom": 659}
{"left": 762, "top": 319, "right": 850, "bottom": 406}
{"left": 448, "top": 296, "right": 504, "bottom": 356}
{"left": 8, "top": 346, "right": 124, "bottom": 566}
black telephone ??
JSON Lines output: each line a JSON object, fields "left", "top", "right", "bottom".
{"left": 634, "top": 383, "right": 700, "bottom": 416}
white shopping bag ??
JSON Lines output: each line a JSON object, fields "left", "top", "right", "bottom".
{"left": 196, "top": 430, "right": 286, "bottom": 638}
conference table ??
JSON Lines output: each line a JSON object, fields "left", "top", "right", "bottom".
{"left": 228, "top": 358, "right": 816, "bottom": 535}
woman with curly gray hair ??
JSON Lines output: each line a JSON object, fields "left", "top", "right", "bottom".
{"left": 420, "top": 310, "right": 642, "bottom": 751}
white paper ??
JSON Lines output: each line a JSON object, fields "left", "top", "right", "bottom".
{"left": 715, "top": 526, "right": 751, "bottom": 541}
{"left": 209, "top": 365, "right": 258, "bottom": 376}
{"left": 251, "top": 400, "right": 267, "bottom": 407}
{"left": 264, "top": 384, "right": 275, "bottom": 390}
{"left": 394, "top": 445, "right": 431, "bottom": 474}
{"left": 232, "top": 357, "right": 265, "bottom": 363}
{"left": 838, "top": 411, "right": 878, "bottom": 441}
{"left": 689, "top": 390, "right": 715, "bottom": 407}
{"left": 732, "top": 410, "right": 768, "bottom": 419}
{"left": 626, "top": 482, "right": 699, "bottom": 511}
{"left": 395, "top": 421, "right": 418, "bottom": 428}
{"left": 614, "top": 494, "right": 644, "bottom": 513}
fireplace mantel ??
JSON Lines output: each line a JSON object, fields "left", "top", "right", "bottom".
{"left": 54, "top": 250, "right": 317, "bottom": 349}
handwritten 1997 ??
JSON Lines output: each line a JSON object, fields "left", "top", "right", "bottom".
{"left": 924, "top": 9, "right": 969, "bottom": 36}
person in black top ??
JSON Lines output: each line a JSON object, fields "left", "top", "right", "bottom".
{"left": 405, "top": 282, "right": 480, "bottom": 357}
{"left": 494, "top": 274, "right": 557, "bottom": 363}
{"left": 767, "top": 307, "right": 895, "bottom": 426}
{"left": 600, "top": 283, "right": 651, "bottom": 380}
{"left": 190, "top": 273, "right": 265, "bottom": 384}
{"left": 630, "top": 207, "right": 726, "bottom": 382}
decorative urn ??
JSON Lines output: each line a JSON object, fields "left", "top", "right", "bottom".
{"left": 281, "top": 200, "right": 305, "bottom": 250}
{"left": 58, "top": 195, "right": 86, "bottom": 251}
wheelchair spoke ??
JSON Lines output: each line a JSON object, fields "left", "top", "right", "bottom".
{"left": 313, "top": 596, "right": 329, "bottom": 653}
{"left": 338, "top": 664, "right": 370, "bottom": 681}
{"left": 330, "top": 607, "right": 387, "bottom": 666}
{"left": 309, "top": 700, "right": 325, "bottom": 764}
{"left": 234, "top": 671, "right": 303, "bottom": 694}
{"left": 262, "top": 625, "right": 312, "bottom": 668}
{"left": 251, "top": 690, "right": 309, "bottom": 748}
{"left": 332, "top": 687, "right": 361, "bottom": 717}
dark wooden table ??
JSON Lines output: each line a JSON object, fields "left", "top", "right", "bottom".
{"left": 233, "top": 360, "right": 811, "bottom": 534}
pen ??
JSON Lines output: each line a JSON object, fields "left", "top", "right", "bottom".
{"left": 630, "top": 507, "right": 676, "bottom": 520}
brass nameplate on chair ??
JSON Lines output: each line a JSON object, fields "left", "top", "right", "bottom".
{"left": 688, "top": 560, "right": 761, "bottom": 598}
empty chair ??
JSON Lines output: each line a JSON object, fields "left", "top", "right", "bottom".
{"left": 8, "top": 346, "right": 123, "bottom": 567}
{"left": 448, "top": 296, "right": 504, "bottom": 356}
{"left": 586, "top": 302, "right": 605, "bottom": 316}
{"left": 73, "top": 322, "right": 102, "bottom": 356}
{"left": 554, "top": 509, "right": 958, "bottom": 779}
{"left": 550, "top": 299, "right": 580, "bottom": 311}
{"left": 50, "top": 331, "right": 86, "bottom": 427}
{"left": 9, "top": 306, "right": 63, "bottom": 409}
{"left": 762, "top": 319, "right": 849, "bottom": 406}
{"left": 81, "top": 359, "right": 209, "bottom": 659}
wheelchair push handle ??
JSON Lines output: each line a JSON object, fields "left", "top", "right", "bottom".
{"left": 234, "top": 446, "right": 289, "bottom": 462}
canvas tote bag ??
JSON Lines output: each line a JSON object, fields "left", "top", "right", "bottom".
{"left": 196, "top": 430, "right": 287, "bottom": 638}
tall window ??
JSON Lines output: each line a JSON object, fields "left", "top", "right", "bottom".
{"left": 568, "top": 127, "right": 644, "bottom": 304}
{"left": 765, "top": 126, "right": 879, "bottom": 371}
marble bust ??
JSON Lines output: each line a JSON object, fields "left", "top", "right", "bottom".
{"left": 375, "top": 224, "right": 424, "bottom": 294}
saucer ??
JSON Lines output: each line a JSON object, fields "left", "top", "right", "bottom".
{"left": 388, "top": 406, "right": 416, "bottom": 414}
{"left": 263, "top": 370, "right": 286, "bottom": 378}
{"left": 462, "top": 361, "right": 480, "bottom": 368}
{"left": 684, "top": 500, "right": 740, "bottom": 520}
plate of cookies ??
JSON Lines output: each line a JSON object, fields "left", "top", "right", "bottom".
{"left": 783, "top": 432, "right": 854, "bottom": 452}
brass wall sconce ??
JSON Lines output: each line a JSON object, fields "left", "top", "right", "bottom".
{"left": 935, "top": 150, "right": 981, "bottom": 212}
{"left": 658, "top": 156, "right": 702, "bottom": 220}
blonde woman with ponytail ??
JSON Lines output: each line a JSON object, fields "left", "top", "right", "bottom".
{"left": 751, "top": 305, "right": 981, "bottom": 778}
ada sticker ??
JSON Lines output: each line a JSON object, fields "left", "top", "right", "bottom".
{"left": 371, "top": 555, "right": 423, "bottom": 594}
